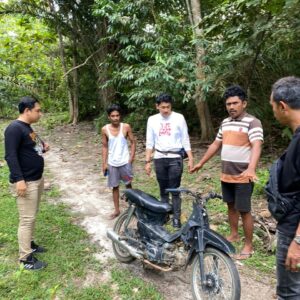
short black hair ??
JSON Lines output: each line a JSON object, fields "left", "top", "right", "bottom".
{"left": 223, "top": 85, "right": 247, "bottom": 102}
{"left": 272, "top": 76, "right": 300, "bottom": 109}
{"left": 18, "top": 96, "right": 39, "bottom": 114}
{"left": 156, "top": 93, "right": 173, "bottom": 105}
{"left": 106, "top": 103, "right": 121, "bottom": 115}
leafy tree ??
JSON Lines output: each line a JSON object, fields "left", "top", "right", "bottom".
{"left": 1, "top": 0, "right": 115, "bottom": 123}
{"left": 0, "top": 14, "right": 67, "bottom": 116}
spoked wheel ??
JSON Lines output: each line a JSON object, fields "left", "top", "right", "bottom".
{"left": 112, "top": 210, "right": 139, "bottom": 263}
{"left": 191, "top": 247, "right": 241, "bottom": 300}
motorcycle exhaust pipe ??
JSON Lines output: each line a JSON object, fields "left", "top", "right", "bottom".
{"left": 107, "top": 229, "right": 143, "bottom": 259}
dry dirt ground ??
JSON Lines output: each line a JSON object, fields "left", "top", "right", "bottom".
{"left": 42, "top": 122, "right": 277, "bottom": 300}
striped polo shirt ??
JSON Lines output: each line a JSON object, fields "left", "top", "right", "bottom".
{"left": 216, "top": 112, "right": 263, "bottom": 183}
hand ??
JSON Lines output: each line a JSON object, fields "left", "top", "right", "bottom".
{"left": 285, "top": 241, "right": 300, "bottom": 272}
{"left": 145, "top": 163, "right": 151, "bottom": 176}
{"left": 102, "top": 163, "right": 108, "bottom": 174}
{"left": 240, "top": 168, "right": 257, "bottom": 182}
{"left": 188, "top": 159, "right": 193, "bottom": 173}
{"left": 16, "top": 180, "right": 27, "bottom": 197}
{"left": 43, "top": 142, "right": 50, "bottom": 152}
{"left": 129, "top": 157, "right": 135, "bottom": 164}
{"left": 191, "top": 162, "right": 203, "bottom": 173}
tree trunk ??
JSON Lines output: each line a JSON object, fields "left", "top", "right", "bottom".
{"left": 57, "top": 30, "right": 74, "bottom": 122}
{"left": 97, "top": 20, "right": 115, "bottom": 111}
{"left": 188, "top": 0, "right": 215, "bottom": 142}
{"left": 71, "top": 41, "right": 79, "bottom": 124}
{"left": 48, "top": 0, "right": 74, "bottom": 123}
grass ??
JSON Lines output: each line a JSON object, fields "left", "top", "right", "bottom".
{"left": 0, "top": 113, "right": 276, "bottom": 298}
{"left": 111, "top": 268, "right": 163, "bottom": 300}
{"left": 0, "top": 119, "right": 162, "bottom": 300}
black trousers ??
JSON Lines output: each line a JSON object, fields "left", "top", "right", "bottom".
{"left": 154, "top": 158, "right": 183, "bottom": 220}
{"left": 277, "top": 231, "right": 300, "bottom": 299}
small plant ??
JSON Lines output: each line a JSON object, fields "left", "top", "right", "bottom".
{"left": 253, "top": 168, "right": 270, "bottom": 196}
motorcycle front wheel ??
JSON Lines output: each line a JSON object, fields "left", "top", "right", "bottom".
{"left": 112, "top": 210, "right": 138, "bottom": 263}
{"left": 191, "top": 247, "right": 241, "bottom": 300}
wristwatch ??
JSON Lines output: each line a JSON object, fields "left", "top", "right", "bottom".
{"left": 145, "top": 160, "right": 151, "bottom": 164}
{"left": 294, "top": 235, "right": 300, "bottom": 245}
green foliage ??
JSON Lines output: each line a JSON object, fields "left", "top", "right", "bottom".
{"left": 0, "top": 14, "right": 68, "bottom": 115}
{"left": 94, "top": 0, "right": 196, "bottom": 107}
{"left": 123, "top": 107, "right": 155, "bottom": 133}
{"left": 253, "top": 168, "right": 270, "bottom": 196}
{"left": 199, "top": 0, "right": 300, "bottom": 122}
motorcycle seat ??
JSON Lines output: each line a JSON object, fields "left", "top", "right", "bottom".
{"left": 124, "top": 189, "right": 173, "bottom": 213}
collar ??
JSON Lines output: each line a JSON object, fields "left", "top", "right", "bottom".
{"left": 228, "top": 111, "right": 247, "bottom": 122}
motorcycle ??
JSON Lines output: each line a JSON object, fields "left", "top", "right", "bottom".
{"left": 107, "top": 188, "right": 241, "bottom": 300}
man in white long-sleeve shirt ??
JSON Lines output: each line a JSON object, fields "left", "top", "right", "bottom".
{"left": 145, "top": 93, "right": 193, "bottom": 228}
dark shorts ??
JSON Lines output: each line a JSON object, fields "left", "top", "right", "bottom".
{"left": 107, "top": 163, "right": 133, "bottom": 188}
{"left": 221, "top": 181, "right": 254, "bottom": 213}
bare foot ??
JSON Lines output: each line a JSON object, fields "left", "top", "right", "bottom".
{"left": 108, "top": 211, "right": 120, "bottom": 220}
{"left": 240, "top": 245, "right": 254, "bottom": 255}
{"left": 226, "top": 234, "right": 240, "bottom": 243}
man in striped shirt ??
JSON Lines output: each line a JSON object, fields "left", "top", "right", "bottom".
{"left": 192, "top": 85, "right": 263, "bottom": 259}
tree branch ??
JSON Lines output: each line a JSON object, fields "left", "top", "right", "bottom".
{"left": 63, "top": 48, "right": 103, "bottom": 77}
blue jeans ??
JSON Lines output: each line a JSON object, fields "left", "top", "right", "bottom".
{"left": 154, "top": 158, "right": 183, "bottom": 220}
{"left": 277, "top": 231, "right": 300, "bottom": 299}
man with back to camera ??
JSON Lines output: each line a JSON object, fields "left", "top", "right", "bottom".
{"left": 4, "top": 96, "right": 49, "bottom": 270}
{"left": 192, "top": 85, "right": 263, "bottom": 259}
{"left": 268, "top": 77, "right": 300, "bottom": 299}
{"left": 101, "top": 104, "right": 136, "bottom": 219}
{"left": 145, "top": 93, "right": 193, "bottom": 228}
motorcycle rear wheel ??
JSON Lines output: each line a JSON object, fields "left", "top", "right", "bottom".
{"left": 191, "top": 247, "right": 241, "bottom": 300}
{"left": 112, "top": 210, "right": 138, "bottom": 263}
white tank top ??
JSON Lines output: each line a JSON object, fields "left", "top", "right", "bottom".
{"left": 106, "top": 123, "right": 129, "bottom": 167}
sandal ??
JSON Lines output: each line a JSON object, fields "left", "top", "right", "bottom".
{"left": 234, "top": 251, "right": 254, "bottom": 260}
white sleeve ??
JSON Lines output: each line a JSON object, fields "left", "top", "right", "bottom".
{"left": 181, "top": 115, "right": 191, "bottom": 151}
{"left": 216, "top": 126, "right": 223, "bottom": 141}
{"left": 146, "top": 117, "right": 154, "bottom": 150}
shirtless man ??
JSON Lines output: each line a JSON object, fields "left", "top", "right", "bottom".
{"left": 101, "top": 104, "right": 136, "bottom": 219}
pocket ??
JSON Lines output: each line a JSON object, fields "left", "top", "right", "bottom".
{"left": 169, "top": 159, "right": 183, "bottom": 177}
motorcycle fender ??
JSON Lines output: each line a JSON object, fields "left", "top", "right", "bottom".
{"left": 185, "top": 229, "right": 235, "bottom": 269}
{"left": 203, "top": 229, "right": 236, "bottom": 254}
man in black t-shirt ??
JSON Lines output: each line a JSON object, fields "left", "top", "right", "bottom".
{"left": 4, "top": 96, "right": 49, "bottom": 270}
{"left": 269, "top": 77, "right": 300, "bottom": 299}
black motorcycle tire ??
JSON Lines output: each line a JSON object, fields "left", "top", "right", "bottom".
{"left": 191, "top": 247, "right": 241, "bottom": 300}
{"left": 112, "top": 210, "right": 138, "bottom": 263}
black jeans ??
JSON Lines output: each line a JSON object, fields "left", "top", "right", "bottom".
{"left": 277, "top": 231, "right": 300, "bottom": 299}
{"left": 154, "top": 158, "right": 183, "bottom": 220}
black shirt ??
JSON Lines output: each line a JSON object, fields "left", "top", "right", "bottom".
{"left": 277, "top": 127, "right": 300, "bottom": 236}
{"left": 4, "top": 120, "right": 44, "bottom": 183}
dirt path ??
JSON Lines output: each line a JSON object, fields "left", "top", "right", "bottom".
{"left": 43, "top": 122, "right": 276, "bottom": 300}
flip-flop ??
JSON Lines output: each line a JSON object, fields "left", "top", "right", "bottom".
{"left": 234, "top": 251, "right": 254, "bottom": 260}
